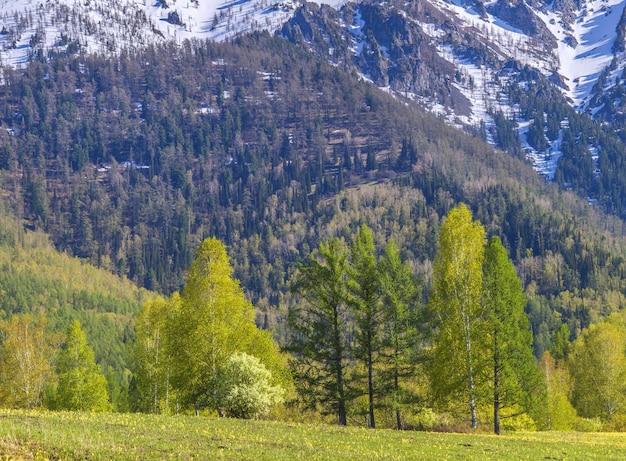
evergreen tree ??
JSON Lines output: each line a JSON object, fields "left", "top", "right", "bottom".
{"left": 429, "top": 204, "right": 486, "bottom": 429}
{"left": 55, "top": 320, "right": 111, "bottom": 412}
{"left": 348, "top": 224, "right": 382, "bottom": 428}
{"left": 289, "top": 237, "right": 350, "bottom": 425}
{"left": 379, "top": 240, "right": 419, "bottom": 430}
{"left": 483, "top": 236, "right": 544, "bottom": 434}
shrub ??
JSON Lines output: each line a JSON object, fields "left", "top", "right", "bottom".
{"left": 215, "top": 352, "right": 284, "bottom": 419}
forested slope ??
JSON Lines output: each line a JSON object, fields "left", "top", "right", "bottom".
{"left": 0, "top": 199, "right": 150, "bottom": 407}
{"left": 0, "top": 33, "right": 625, "bottom": 356}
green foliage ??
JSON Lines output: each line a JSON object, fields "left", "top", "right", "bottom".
{"left": 131, "top": 295, "right": 179, "bottom": 414}
{"left": 138, "top": 237, "right": 287, "bottom": 414}
{"left": 55, "top": 320, "right": 111, "bottom": 412}
{"left": 568, "top": 321, "right": 626, "bottom": 421}
{"left": 538, "top": 352, "right": 577, "bottom": 431}
{"left": 550, "top": 323, "right": 570, "bottom": 361}
{"left": 429, "top": 204, "right": 486, "bottom": 428}
{"left": 347, "top": 224, "right": 382, "bottom": 428}
{"left": 288, "top": 237, "right": 351, "bottom": 425}
{"left": 214, "top": 352, "right": 284, "bottom": 419}
{"left": 483, "top": 236, "right": 545, "bottom": 434}
{"left": 379, "top": 240, "right": 420, "bottom": 429}
{"left": 0, "top": 314, "right": 56, "bottom": 409}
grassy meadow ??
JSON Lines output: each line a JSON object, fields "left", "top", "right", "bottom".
{"left": 0, "top": 410, "right": 625, "bottom": 460}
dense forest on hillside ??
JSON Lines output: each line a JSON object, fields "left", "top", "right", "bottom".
{"left": 0, "top": 33, "right": 625, "bottom": 358}
{"left": 0, "top": 200, "right": 149, "bottom": 409}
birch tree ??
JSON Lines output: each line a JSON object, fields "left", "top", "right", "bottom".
{"left": 168, "top": 237, "right": 286, "bottom": 413}
{"left": 429, "top": 204, "right": 486, "bottom": 429}
{"left": 132, "top": 294, "right": 180, "bottom": 413}
{"left": 0, "top": 314, "right": 55, "bottom": 409}
{"left": 568, "top": 320, "right": 626, "bottom": 420}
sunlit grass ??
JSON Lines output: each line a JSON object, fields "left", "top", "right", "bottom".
{"left": 1, "top": 409, "right": 626, "bottom": 460}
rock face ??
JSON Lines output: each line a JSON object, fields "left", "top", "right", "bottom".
{"left": 282, "top": 1, "right": 470, "bottom": 113}
{"left": 487, "top": 0, "right": 556, "bottom": 50}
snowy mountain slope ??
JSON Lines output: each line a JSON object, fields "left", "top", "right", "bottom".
{"left": 0, "top": 0, "right": 300, "bottom": 66}
{"left": 3, "top": 0, "right": 626, "bottom": 183}
{"left": 282, "top": 0, "right": 626, "bottom": 179}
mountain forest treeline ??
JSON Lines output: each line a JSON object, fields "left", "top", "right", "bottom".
{"left": 4, "top": 207, "right": 626, "bottom": 432}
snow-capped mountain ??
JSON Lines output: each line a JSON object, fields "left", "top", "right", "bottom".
{"left": 3, "top": 0, "right": 626, "bottom": 181}
{"left": 0, "top": 0, "right": 300, "bottom": 67}
{"left": 280, "top": 0, "right": 626, "bottom": 179}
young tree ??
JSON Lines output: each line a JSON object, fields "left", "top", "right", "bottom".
{"left": 538, "top": 351, "right": 577, "bottom": 430}
{"left": 348, "top": 224, "right": 382, "bottom": 428}
{"left": 379, "top": 240, "right": 419, "bottom": 430}
{"left": 132, "top": 294, "right": 180, "bottom": 413}
{"left": 55, "top": 320, "right": 111, "bottom": 412}
{"left": 289, "top": 237, "right": 350, "bottom": 425}
{"left": 214, "top": 352, "right": 284, "bottom": 419}
{"left": 0, "top": 314, "right": 55, "bottom": 409}
{"left": 429, "top": 204, "right": 486, "bottom": 429}
{"left": 568, "top": 321, "right": 626, "bottom": 420}
{"left": 483, "top": 236, "right": 543, "bottom": 434}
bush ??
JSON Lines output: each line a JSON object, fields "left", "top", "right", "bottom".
{"left": 215, "top": 352, "right": 284, "bottom": 419}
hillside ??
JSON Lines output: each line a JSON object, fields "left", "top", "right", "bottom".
{"left": 0, "top": 199, "right": 151, "bottom": 407}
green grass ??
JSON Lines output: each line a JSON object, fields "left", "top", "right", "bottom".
{"left": 0, "top": 409, "right": 625, "bottom": 460}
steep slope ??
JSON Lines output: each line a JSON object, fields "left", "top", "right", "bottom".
{"left": 0, "top": 0, "right": 299, "bottom": 67}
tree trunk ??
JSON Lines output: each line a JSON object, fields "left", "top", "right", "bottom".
{"left": 494, "top": 329, "right": 500, "bottom": 435}
{"left": 464, "top": 313, "right": 477, "bottom": 429}
{"left": 368, "top": 331, "right": 375, "bottom": 429}
{"left": 334, "top": 304, "right": 347, "bottom": 426}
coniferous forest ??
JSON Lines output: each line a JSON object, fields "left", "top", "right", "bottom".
{"left": 2, "top": 32, "right": 626, "bottom": 430}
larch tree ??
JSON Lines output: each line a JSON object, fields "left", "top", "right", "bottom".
{"left": 483, "top": 236, "right": 543, "bottom": 434}
{"left": 379, "top": 240, "right": 419, "bottom": 430}
{"left": 55, "top": 320, "right": 111, "bottom": 412}
{"left": 0, "top": 314, "right": 55, "bottom": 409}
{"left": 348, "top": 224, "right": 382, "bottom": 429}
{"left": 289, "top": 237, "right": 351, "bottom": 425}
{"left": 429, "top": 204, "right": 486, "bottom": 429}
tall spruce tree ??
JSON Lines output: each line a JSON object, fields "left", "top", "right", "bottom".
{"left": 289, "top": 237, "right": 350, "bottom": 425}
{"left": 483, "top": 236, "right": 542, "bottom": 434}
{"left": 429, "top": 204, "right": 486, "bottom": 429}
